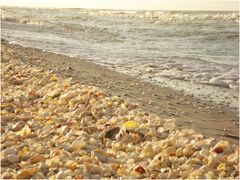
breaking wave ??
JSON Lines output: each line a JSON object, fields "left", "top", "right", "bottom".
{"left": 74, "top": 10, "right": 239, "bottom": 23}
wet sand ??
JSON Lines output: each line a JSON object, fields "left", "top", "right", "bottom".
{"left": 1, "top": 39, "right": 239, "bottom": 144}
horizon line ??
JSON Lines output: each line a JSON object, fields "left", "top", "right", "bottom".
{"left": 2, "top": 5, "right": 238, "bottom": 12}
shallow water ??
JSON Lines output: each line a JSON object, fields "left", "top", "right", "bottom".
{"left": 1, "top": 7, "right": 239, "bottom": 107}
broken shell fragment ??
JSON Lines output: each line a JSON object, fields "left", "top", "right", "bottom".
{"left": 94, "top": 149, "right": 108, "bottom": 163}
{"left": 105, "top": 127, "right": 120, "bottom": 139}
{"left": 70, "top": 140, "right": 86, "bottom": 151}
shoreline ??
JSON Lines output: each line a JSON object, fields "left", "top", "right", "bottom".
{"left": 1, "top": 39, "right": 239, "bottom": 144}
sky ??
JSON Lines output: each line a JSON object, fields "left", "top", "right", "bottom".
{"left": 1, "top": 0, "right": 239, "bottom": 11}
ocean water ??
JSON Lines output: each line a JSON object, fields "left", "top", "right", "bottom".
{"left": 1, "top": 7, "right": 239, "bottom": 107}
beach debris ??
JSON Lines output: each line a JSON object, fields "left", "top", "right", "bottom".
{"left": 1, "top": 58, "right": 239, "bottom": 179}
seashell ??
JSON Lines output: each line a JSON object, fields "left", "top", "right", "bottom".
{"left": 199, "top": 165, "right": 212, "bottom": 172}
{"left": 231, "top": 170, "right": 239, "bottom": 178}
{"left": 2, "top": 148, "right": 17, "bottom": 156}
{"left": 199, "top": 149, "right": 209, "bottom": 157}
{"left": 180, "top": 164, "right": 193, "bottom": 171}
{"left": 16, "top": 125, "right": 31, "bottom": 137}
{"left": 59, "top": 125, "right": 70, "bottom": 135}
{"left": 1, "top": 172, "right": 14, "bottom": 179}
{"left": 176, "top": 148, "right": 183, "bottom": 157}
{"left": 108, "top": 157, "right": 122, "bottom": 163}
{"left": 29, "top": 155, "right": 44, "bottom": 164}
{"left": 213, "top": 140, "right": 229, "bottom": 151}
{"left": 11, "top": 121, "right": 25, "bottom": 131}
{"left": 123, "top": 121, "right": 139, "bottom": 130}
{"left": 69, "top": 99, "right": 79, "bottom": 109}
{"left": 35, "top": 146, "right": 48, "bottom": 154}
{"left": 90, "top": 174, "right": 100, "bottom": 179}
{"left": 213, "top": 147, "right": 224, "bottom": 154}
{"left": 164, "top": 122, "right": 176, "bottom": 130}
{"left": 50, "top": 74, "right": 58, "bottom": 81}
{"left": 66, "top": 129, "right": 84, "bottom": 137}
{"left": 84, "top": 116, "right": 93, "bottom": 122}
{"left": 18, "top": 95, "right": 29, "bottom": 103}
{"left": 204, "top": 171, "right": 216, "bottom": 179}
{"left": 116, "top": 167, "right": 128, "bottom": 177}
{"left": 94, "top": 149, "right": 108, "bottom": 163}
{"left": 149, "top": 159, "right": 161, "bottom": 170}
{"left": 134, "top": 166, "right": 146, "bottom": 174}
{"left": 157, "top": 126, "right": 165, "bottom": 134}
{"left": 65, "top": 160, "right": 77, "bottom": 171}
{"left": 18, "top": 146, "right": 30, "bottom": 159}
{"left": 45, "top": 156, "right": 61, "bottom": 167}
{"left": 16, "top": 167, "right": 37, "bottom": 179}
{"left": 50, "top": 149, "right": 61, "bottom": 158}
{"left": 139, "top": 144, "right": 154, "bottom": 159}
{"left": 165, "top": 146, "right": 177, "bottom": 156}
{"left": 38, "top": 163, "right": 49, "bottom": 176}
{"left": 42, "top": 125, "right": 54, "bottom": 132}
{"left": 49, "top": 89, "right": 61, "bottom": 98}
{"left": 71, "top": 108, "right": 83, "bottom": 117}
{"left": 105, "top": 127, "right": 120, "bottom": 139}
{"left": 1, "top": 103, "right": 15, "bottom": 113}
{"left": 89, "top": 138, "right": 98, "bottom": 146}
{"left": 217, "top": 163, "right": 226, "bottom": 171}
{"left": 1, "top": 158, "right": 10, "bottom": 167}
{"left": 7, "top": 154, "right": 19, "bottom": 163}
{"left": 2, "top": 114, "right": 16, "bottom": 121}
{"left": 17, "top": 115, "right": 32, "bottom": 122}
{"left": 71, "top": 140, "right": 86, "bottom": 151}
{"left": 182, "top": 146, "right": 195, "bottom": 157}
{"left": 87, "top": 164, "right": 102, "bottom": 174}
{"left": 60, "top": 91, "right": 78, "bottom": 101}
{"left": 189, "top": 169, "right": 204, "bottom": 178}
{"left": 207, "top": 154, "right": 224, "bottom": 166}
{"left": 129, "top": 170, "right": 144, "bottom": 178}
{"left": 227, "top": 153, "right": 238, "bottom": 164}
{"left": 32, "top": 172, "right": 46, "bottom": 179}
{"left": 56, "top": 171, "right": 66, "bottom": 179}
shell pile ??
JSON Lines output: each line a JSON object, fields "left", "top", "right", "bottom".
{"left": 1, "top": 59, "right": 239, "bottom": 179}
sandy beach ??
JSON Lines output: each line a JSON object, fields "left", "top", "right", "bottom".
{"left": 1, "top": 39, "right": 239, "bottom": 144}
{"left": 1, "top": 39, "right": 239, "bottom": 179}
